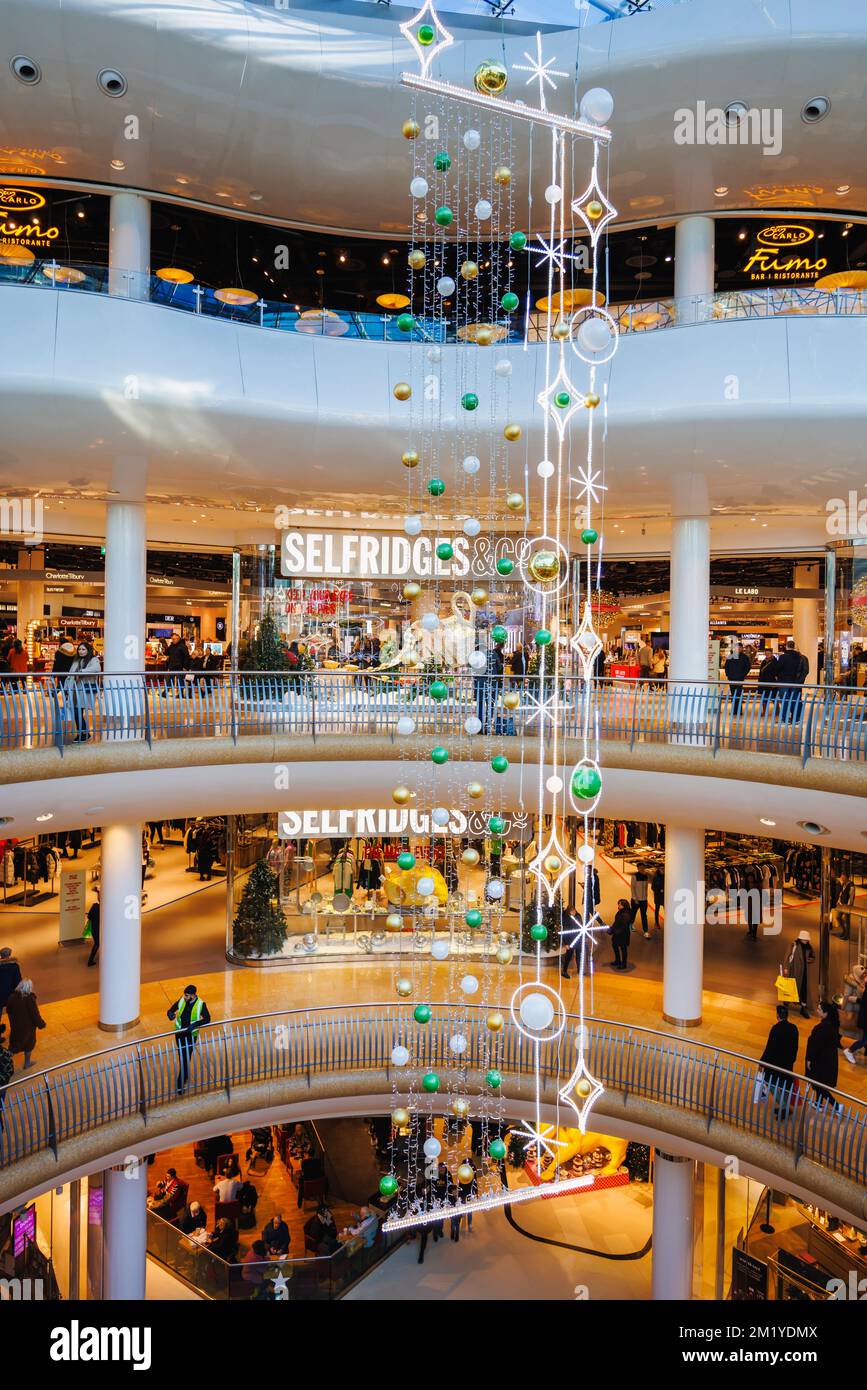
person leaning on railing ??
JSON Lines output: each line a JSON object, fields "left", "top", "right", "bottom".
{"left": 63, "top": 641, "right": 102, "bottom": 742}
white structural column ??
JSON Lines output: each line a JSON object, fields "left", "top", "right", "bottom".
{"left": 674, "top": 215, "right": 715, "bottom": 301}
{"left": 104, "top": 500, "right": 146, "bottom": 674}
{"left": 651, "top": 1150, "right": 696, "bottom": 1300}
{"left": 663, "top": 825, "right": 705, "bottom": 1026}
{"left": 793, "top": 560, "right": 820, "bottom": 685}
{"left": 108, "top": 191, "right": 150, "bottom": 298}
{"left": 669, "top": 476, "right": 711, "bottom": 683}
{"left": 98, "top": 824, "right": 142, "bottom": 1031}
{"left": 103, "top": 1162, "right": 147, "bottom": 1300}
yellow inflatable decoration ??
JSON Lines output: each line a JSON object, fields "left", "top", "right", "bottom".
{"left": 383, "top": 862, "right": 449, "bottom": 908}
{"left": 511, "top": 1126, "right": 629, "bottom": 1180}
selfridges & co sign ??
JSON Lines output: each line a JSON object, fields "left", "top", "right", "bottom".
{"left": 280, "top": 530, "right": 531, "bottom": 581}
{"left": 279, "top": 808, "right": 531, "bottom": 839}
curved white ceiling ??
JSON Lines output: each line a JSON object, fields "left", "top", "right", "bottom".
{"left": 0, "top": 0, "right": 865, "bottom": 232}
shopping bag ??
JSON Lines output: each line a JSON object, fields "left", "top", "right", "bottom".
{"left": 775, "top": 974, "right": 800, "bottom": 1003}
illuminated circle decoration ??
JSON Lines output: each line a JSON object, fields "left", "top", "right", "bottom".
{"left": 510, "top": 981, "right": 566, "bottom": 1044}
{"left": 568, "top": 756, "right": 603, "bottom": 815}
{"left": 519, "top": 535, "right": 570, "bottom": 596}
{"left": 570, "top": 306, "right": 620, "bottom": 365}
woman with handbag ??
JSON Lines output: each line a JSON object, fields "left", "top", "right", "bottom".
{"left": 64, "top": 640, "right": 101, "bottom": 742}
{"left": 785, "top": 931, "right": 815, "bottom": 1018}
{"left": 806, "top": 1001, "right": 842, "bottom": 1109}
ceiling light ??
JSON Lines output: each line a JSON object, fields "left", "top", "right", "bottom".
{"left": 110, "top": 159, "right": 125, "bottom": 170}
{"left": 97, "top": 68, "right": 127, "bottom": 97}
{"left": 176, "top": 176, "right": 189, "bottom": 185}
{"left": 797, "top": 820, "right": 829, "bottom": 835}
{"left": 376, "top": 292, "right": 410, "bottom": 310}
{"left": 249, "top": 191, "right": 264, "bottom": 201}
{"left": 759, "top": 818, "right": 776, "bottom": 827}
{"left": 836, "top": 185, "right": 850, "bottom": 195}
{"left": 801, "top": 96, "right": 830, "bottom": 123}
{"left": 156, "top": 266, "right": 194, "bottom": 284}
{"left": 10, "top": 56, "right": 41, "bottom": 85}
{"left": 382, "top": 256, "right": 391, "bottom": 266}
{"left": 738, "top": 230, "right": 747, "bottom": 240}
{"left": 36, "top": 813, "right": 54, "bottom": 823}
{"left": 714, "top": 186, "right": 728, "bottom": 197}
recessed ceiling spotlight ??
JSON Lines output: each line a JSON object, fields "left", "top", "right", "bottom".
{"left": 249, "top": 191, "right": 264, "bottom": 201}
{"left": 836, "top": 184, "right": 850, "bottom": 195}
{"left": 110, "top": 159, "right": 125, "bottom": 170}
{"left": 724, "top": 101, "right": 749, "bottom": 124}
{"left": 97, "top": 68, "right": 127, "bottom": 97}
{"left": 36, "top": 813, "right": 54, "bottom": 823}
{"left": 801, "top": 96, "right": 830, "bottom": 123}
{"left": 0, "top": 817, "right": 12, "bottom": 827}
{"left": 759, "top": 818, "right": 776, "bottom": 827}
{"left": 797, "top": 820, "right": 829, "bottom": 835}
{"left": 176, "top": 176, "right": 189, "bottom": 185}
{"left": 10, "top": 56, "right": 41, "bottom": 84}
{"left": 714, "top": 186, "right": 728, "bottom": 197}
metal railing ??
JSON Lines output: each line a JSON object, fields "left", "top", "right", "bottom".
{"left": 1, "top": 672, "right": 864, "bottom": 766}
{"left": 1, "top": 258, "right": 864, "bottom": 344}
{"left": 1, "top": 1007, "right": 866, "bottom": 1193}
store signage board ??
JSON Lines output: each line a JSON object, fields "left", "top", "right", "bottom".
{"left": 279, "top": 808, "right": 529, "bottom": 839}
{"left": 58, "top": 867, "right": 88, "bottom": 944}
{"left": 741, "top": 223, "right": 828, "bottom": 284}
{"left": 280, "top": 530, "right": 530, "bottom": 581}
{"left": 0, "top": 187, "right": 60, "bottom": 250}
{"left": 731, "top": 1246, "right": 769, "bottom": 1301}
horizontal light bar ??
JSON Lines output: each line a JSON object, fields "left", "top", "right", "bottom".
{"left": 400, "top": 73, "right": 612, "bottom": 145}
{"left": 382, "top": 1172, "right": 595, "bottom": 1232}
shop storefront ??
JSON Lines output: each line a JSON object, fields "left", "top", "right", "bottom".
{"left": 825, "top": 539, "right": 867, "bottom": 686}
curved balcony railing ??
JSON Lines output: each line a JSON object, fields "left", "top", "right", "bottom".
{"left": 0, "top": 258, "right": 864, "bottom": 343}
{"left": 1, "top": 1007, "right": 865, "bottom": 1195}
{"left": 0, "top": 672, "right": 864, "bottom": 766}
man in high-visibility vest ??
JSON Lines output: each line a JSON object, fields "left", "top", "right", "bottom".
{"left": 167, "top": 984, "right": 211, "bottom": 1095}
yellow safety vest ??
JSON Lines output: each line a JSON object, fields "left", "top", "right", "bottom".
{"left": 173, "top": 995, "right": 204, "bottom": 1036}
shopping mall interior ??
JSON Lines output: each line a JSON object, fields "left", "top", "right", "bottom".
{"left": 0, "top": 0, "right": 866, "bottom": 1337}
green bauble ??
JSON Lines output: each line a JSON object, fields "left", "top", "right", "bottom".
{"left": 461, "top": 392, "right": 479, "bottom": 411}
{"left": 535, "top": 629, "right": 552, "bottom": 646}
{"left": 488, "top": 815, "right": 506, "bottom": 835}
{"left": 434, "top": 205, "right": 453, "bottom": 227}
{"left": 501, "top": 291, "right": 519, "bottom": 313}
{"left": 427, "top": 478, "right": 445, "bottom": 496}
{"left": 554, "top": 391, "right": 571, "bottom": 408}
{"left": 491, "top": 624, "right": 508, "bottom": 643}
{"left": 465, "top": 909, "right": 482, "bottom": 929}
{"left": 433, "top": 151, "right": 451, "bottom": 172}
{"left": 397, "top": 851, "right": 416, "bottom": 870}
{"left": 417, "top": 24, "right": 435, "bottom": 44}
{"left": 436, "top": 541, "right": 454, "bottom": 561}
{"left": 491, "top": 755, "right": 509, "bottom": 774}
{"left": 581, "top": 528, "right": 598, "bottom": 544}
{"left": 414, "top": 1003, "right": 432, "bottom": 1024}
{"left": 422, "top": 1071, "right": 440, "bottom": 1094}
{"left": 509, "top": 231, "right": 527, "bottom": 251}
{"left": 530, "top": 922, "right": 548, "bottom": 942}
{"left": 429, "top": 680, "right": 449, "bottom": 701}
{"left": 496, "top": 557, "right": 514, "bottom": 576}
{"left": 489, "top": 1138, "right": 507, "bottom": 1161}
{"left": 379, "top": 1174, "right": 399, "bottom": 1197}
{"left": 431, "top": 746, "right": 449, "bottom": 766}
{"left": 485, "top": 1069, "right": 502, "bottom": 1090}
{"left": 572, "top": 766, "right": 602, "bottom": 800}
{"left": 397, "top": 313, "right": 415, "bottom": 333}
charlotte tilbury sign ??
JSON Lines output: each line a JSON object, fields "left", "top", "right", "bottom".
{"left": 280, "top": 531, "right": 529, "bottom": 581}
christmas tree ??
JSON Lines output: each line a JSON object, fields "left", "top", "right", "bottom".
{"left": 241, "top": 607, "right": 289, "bottom": 671}
{"left": 232, "top": 858, "right": 288, "bottom": 957}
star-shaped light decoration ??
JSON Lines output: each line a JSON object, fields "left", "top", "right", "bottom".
{"left": 400, "top": 0, "right": 455, "bottom": 78}
{"left": 527, "top": 235, "right": 580, "bottom": 276}
{"left": 570, "top": 601, "right": 602, "bottom": 678}
{"left": 513, "top": 31, "right": 568, "bottom": 112}
{"left": 528, "top": 827, "right": 576, "bottom": 906}
{"left": 520, "top": 688, "right": 571, "bottom": 728}
{"left": 559, "top": 1046, "right": 604, "bottom": 1134}
{"left": 571, "top": 163, "right": 618, "bottom": 247}
{"left": 513, "top": 1120, "right": 567, "bottom": 1165}
{"left": 558, "top": 909, "right": 606, "bottom": 951}
{"left": 537, "top": 356, "right": 586, "bottom": 440}
{"left": 270, "top": 1271, "right": 291, "bottom": 1301}
{"left": 571, "top": 461, "right": 607, "bottom": 507}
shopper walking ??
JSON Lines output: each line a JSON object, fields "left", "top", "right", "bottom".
{"left": 724, "top": 642, "right": 751, "bottom": 719}
{"left": 805, "top": 1001, "right": 842, "bottom": 1110}
{"left": 775, "top": 638, "right": 808, "bottom": 723}
{"left": 167, "top": 984, "right": 211, "bottom": 1095}
{"left": 843, "top": 980, "right": 867, "bottom": 1065}
{"left": 757, "top": 1004, "right": 799, "bottom": 1115}
{"left": 786, "top": 931, "right": 815, "bottom": 1018}
{"left": 651, "top": 866, "right": 665, "bottom": 930}
{"left": 836, "top": 873, "right": 855, "bottom": 940}
{"left": 630, "top": 867, "right": 651, "bottom": 938}
{"left": 0, "top": 947, "right": 22, "bottom": 1020}
{"left": 0, "top": 1025, "right": 13, "bottom": 1132}
{"left": 85, "top": 896, "right": 100, "bottom": 966}
{"left": 6, "top": 979, "right": 46, "bottom": 1070}
{"left": 637, "top": 639, "right": 653, "bottom": 681}
{"left": 608, "top": 899, "right": 634, "bottom": 971}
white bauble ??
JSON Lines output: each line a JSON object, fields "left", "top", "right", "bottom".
{"left": 467, "top": 650, "right": 487, "bottom": 672}
{"left": 391, "top": 1045, "right": 410, "bottom": 1067}
{"left": 462, "top": 454, "right": 481, "bottom": 475}
{"left": 396, "top": 715, "right": 416, "bottom": 736}
{"left": 423, "top": 1136, "right": 442, "bottom": 1159}
{"left": 431, "top": 939, "right": 450, "bottom": 960}
{"left": 437, "top": 275, "right": 456, "bottom": 297}
{"left": 519, "top": 991, "right": 555, "bottom": 1031}
{"left": 545, "top": 183, "right": 562, "bottom": 204}
{"left": 578, "top": 843, "right": 595, "bottom": 864}
{"left": 421, "top": 611, "right": 440, "bottom": 632}
{"left": 461, "top": 848, "right": 480, "bottom": 866}
{"left": 494, "top": 359, "right": 512, "bottom": 378}
{"left": 460, "top": 974, "right": 479, "bottom": 996}
{"left": 417, "top": 876, "right": 435, "bottom": 897}
{"left": 580, "top": 86, "right": 614, "bottom": 125}
{"left": 463, "top": 517, "right": 481, "bottom": 538}
{"left": 486, "top": 878, "right": 505, "bottom": 900}
{"left": 464, "top": 715, "right": 482, "bottom": 735}
{"left": 578, "top": 316, "right": 612, "bottom": 354}
{"left": 431, "top": 806, "right": 451, "bottom": 826}
{"left": 410, "top": 177, "right": 429, "bottom": 199}
{"left": 475, "top": 199, "right": 492, "bottom": 221}
{"left": 404, "top": 515, "right": 422, "bottom": 537}
{"left": 537, "top": 459, "right": 555, "bottom": 479}
{"left": 449, "top": 1033, "right": 468, "bottom": 1056}
{"left": 463, "top": 128, "right": 481, "bottom": 151}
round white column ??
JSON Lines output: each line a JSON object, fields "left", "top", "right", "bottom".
{"left": 674, "top": 215, "right": 715, "bottom": 300}
{"left": 651, "top": 1150, "right": 696, "bottom": 1300}
{"left": 103, "top": 1161, "right": 147, "bottom": 1300}
{"left": 663, "top": 825, "right": 705, "bottom": 1026}
{"left": 104, "top": 501, "right": 146, "bottom": 673}
{"left": 99, "top": 823, "right": 142, "bottom": 1031}
{"left": 108, "top": 192, "right": 150, "bottom": 298}
{"left": 793, "top": 561, "right": 820, "bottom": 685}
{"left": 669, "top": 507, "right": 710, "bottom": 684}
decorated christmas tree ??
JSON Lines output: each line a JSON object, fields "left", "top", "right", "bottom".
{"left": 241, "top": 607, "right": 289, "bottom": 672}
{"left": 232, "top": 858, "right": 288, "bottom": 957}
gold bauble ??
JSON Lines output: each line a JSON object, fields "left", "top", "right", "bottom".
{"left": 393, "top": 381, "right": 412, "bottom": 401}
{"left": 576, "top": 1079, "right": 593, "bottom": 1098}
{"left": 408, "top": 249, "right": 426, "bottom": 270}
{"left": 470, "top": 586, "right": 489, "bottom": 606}
{"left": 467, "top": 781, "right": 485, "bottom": 800}
{"left": 386, "top": 912, "right": 403, "bottom": 932}
{"left": 552, "top": 321, "right": 570, "bottom": 341}
{"left": 528, "top": 549, "right": 561, "bottom": 583}
{"left": 506, "top": 491, "right": 524, "bottom": 511}
{"left": 452, "top": 1097, "right": 469, "bottom": 1119}
{"left": 487, "top": 1011, "right": 504, "bottom": 1032}
{"left": 474, "top": 326, "right": 494, "bottom": 346}
{"left": 460, "top": 260, "right": 479, "bottom": 281}
{"left": 392, "top": 785, "right": 412, "bottom": 805}
{"left": 544, "top": 854, "right": 562, "bottom": 874}
{"left": 496, "top": 947, "right": 512, "bottom": 966}
{"left": 461, "top": 847, "right": 480, "bottom": 866}
{"left": 402, "top": 449, "right": 419, "bottom": 469}
{"left": 392, "top": 1107, "right": 410, "bottom": 1127}
{"left": 457, "top": 1161, "right": 475, "bottom": 1184}
{"left": 402, "top": 119, "right": 421, "bottom": 140}
{"left": 504, "top": 424, "right": 522, "bottom": 442}
{"left": 474, "top": 61, "right": 508, "bottom": 97}
{"left": 396, "top": 977, "right": 413, "bottom": 997}
{"left": 502, "top": 691, "right": 521, "bottom": 711}
{"left": 586, "top": 200, "right": 604, "bottom": 220}
{"left": 403, "top": 581, "right": 422, "bottom": 600}
{"left": 584, "top": 392, "right": 600, "bottom": 408}
{"left": 494, "top": 165, "right": 512, "bottom": 186}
